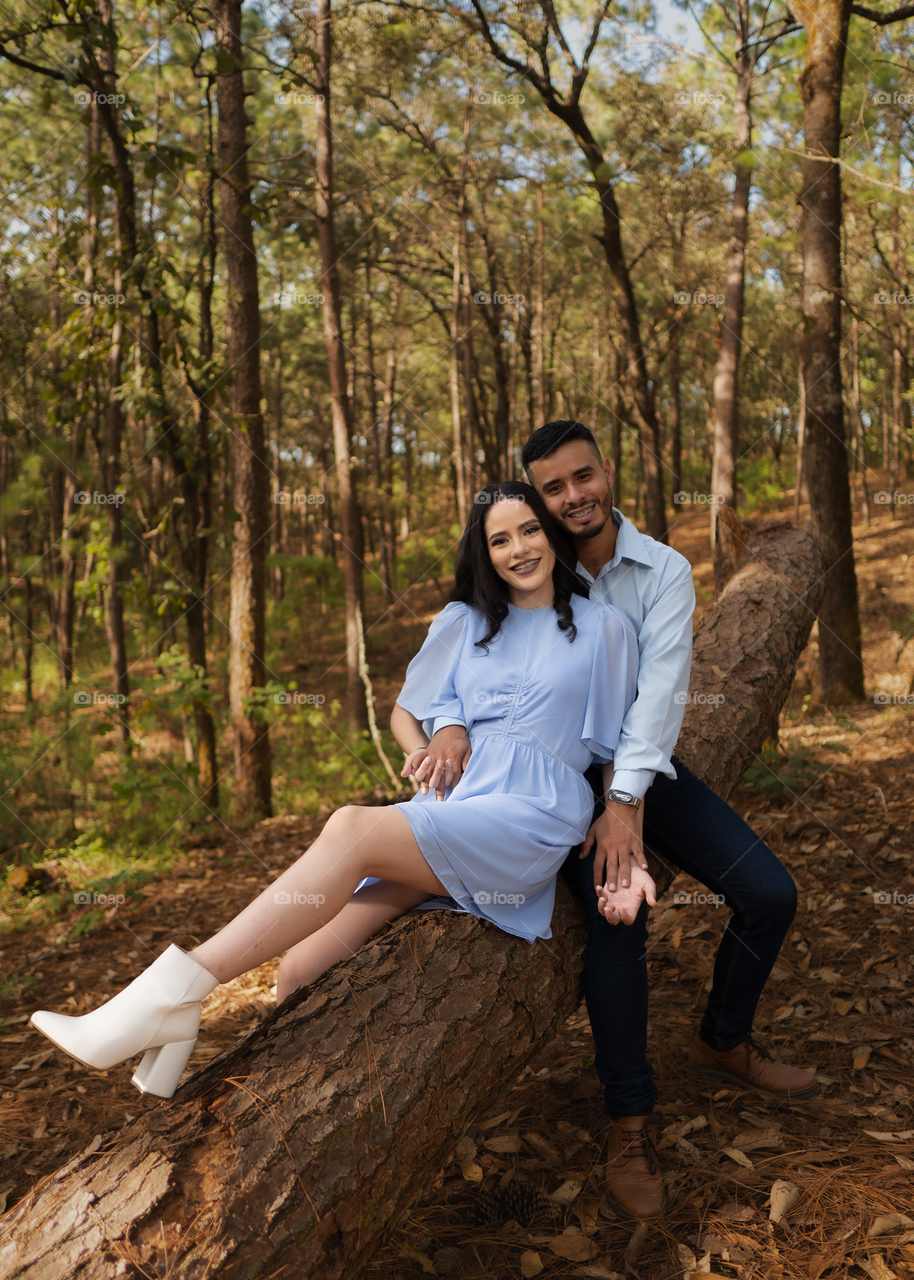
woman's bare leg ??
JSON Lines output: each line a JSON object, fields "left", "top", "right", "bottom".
{"left": 275, "top": 879, "right": 430, "bottom": 1002}
{"left": 190, "top": 806, "right": 444, "bottom": 984}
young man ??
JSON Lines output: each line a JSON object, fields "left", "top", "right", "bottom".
{"left": 424, "top": 421, "right": 817, "bottom": 1221}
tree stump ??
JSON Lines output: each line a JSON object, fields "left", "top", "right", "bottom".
{"left": 0, "top": 524, "right": 825, "bottom": 1279}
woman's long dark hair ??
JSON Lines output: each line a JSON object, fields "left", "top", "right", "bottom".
{"left": 451, "top": 481, "right": 589, "bottom": 651}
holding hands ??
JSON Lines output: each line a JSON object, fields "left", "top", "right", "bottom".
{"left": 401, "top": 724, "right": 473, "bottom": 801}
{"left": 582, "top": 773, "right": 657, "bottom": 925}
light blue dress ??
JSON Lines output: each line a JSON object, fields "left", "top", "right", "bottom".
{"left": 394, "top": 596, "right": 639, "bottom": 942}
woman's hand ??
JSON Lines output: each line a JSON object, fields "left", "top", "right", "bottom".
{"left": 596, "top": 864, "right": 657, "bottom": 926}
{"left": 401, "top": 746, "right": 455, "bottom": 801}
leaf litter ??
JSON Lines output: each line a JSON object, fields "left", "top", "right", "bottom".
{"left": 0, "top": 507, "right": 913, "bottom": 1279}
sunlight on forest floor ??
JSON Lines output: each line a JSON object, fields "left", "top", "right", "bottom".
{"left": 0, "top": 493, "right": 912, "bottom": 1278}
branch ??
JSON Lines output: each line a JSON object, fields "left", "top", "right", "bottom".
{"left": 851, "top": 1, "right": 914, "bottom": 22}
{"left": 774, "top": 141, "right": 914, "bottom": 197}
{"left": 0, "top": 44, "right": 68, "bottom": 82}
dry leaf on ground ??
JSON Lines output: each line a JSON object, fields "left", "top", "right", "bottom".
{"left": 548, "top": 1234, "right": 600, "bottom": 1261}
{"left": 869, "top": 1214, "right": 914, "bottom": 1238}
{"left": 723, "top": 1147, "right": 754, "bottom": 1168}
{"left": 769, "top": 1180, "right": 801, "bottom": 1224}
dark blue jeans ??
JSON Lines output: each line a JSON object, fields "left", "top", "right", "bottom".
{"left": 561, "top": 756, "right": 797, "bottom": 1116}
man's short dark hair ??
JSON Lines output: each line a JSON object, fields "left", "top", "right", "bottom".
{"left": 522, "top": 420, "right": 602, "bottom": 472}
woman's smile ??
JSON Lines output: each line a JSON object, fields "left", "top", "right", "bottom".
{"left": 485, "top": 497, "right": 557, "bottom": 608}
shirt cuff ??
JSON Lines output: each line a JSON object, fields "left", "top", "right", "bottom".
{"left": 430, "top": 717, "right": 467, "bottom": 737}
{"left": 607, "top": 769, "right": 655, "bottom": 801}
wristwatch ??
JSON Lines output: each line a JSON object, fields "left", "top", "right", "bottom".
{"left": 606, "top": 789, "right": 642, "bottom": 810}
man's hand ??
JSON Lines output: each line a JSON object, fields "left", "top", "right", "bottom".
{"left": 401, "top": 725, "right": 472, "bottom": 801}
{"left": 597, "top": 863, "right": 657, "bottom": 925}
{"left": 582, "top": 800, "right": 647, "bottom": 892}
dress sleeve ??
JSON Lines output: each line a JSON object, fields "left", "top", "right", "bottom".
{"left": 395, "top": 601, "right": 470, "bottom": 727}
{"left": 580, "top": 606, "right": 640, "bottom": 765}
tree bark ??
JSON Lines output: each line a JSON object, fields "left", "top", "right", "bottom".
{"left": 712, "top": 45, "right": 753, "bottom": 593}
{"left": 215, "top": 0, "right": 273, "bottom": 815}
{"left": 315, "top": 0, "right": 367, "bottom": 732}
{"left": 450, "top": 213, "right": 468, "bottom": 527}
{"left": 96, "top": 18, "right": 131, "bottom": 749}
{"left": 0, "top": 523, "right": 826, "bottom": 1280}
{"left": 792, "top": 0, "right": 865, "bottom": 702}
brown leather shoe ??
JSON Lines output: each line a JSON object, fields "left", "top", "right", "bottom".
{"left": 603, "top": 1113, "right": 665, "bottom": 1219}
{"left": 686, "top": 1031, "right": 820, "bottom": 1099}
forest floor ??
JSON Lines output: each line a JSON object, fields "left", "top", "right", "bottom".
{"left": 1, "top": 482, "right": 912, "bottom": 1279}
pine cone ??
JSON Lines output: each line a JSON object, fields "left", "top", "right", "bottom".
{"left": 473, "top": 1183, "right": 554, "bottom": 1229}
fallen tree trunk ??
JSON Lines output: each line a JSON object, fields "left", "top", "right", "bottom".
{"left": 0, "top": 524, "right": 825, "bottom": 1280}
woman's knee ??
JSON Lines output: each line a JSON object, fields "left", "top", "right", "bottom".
{"left": 323, "top": 804, "right": 368, "bottom": 846}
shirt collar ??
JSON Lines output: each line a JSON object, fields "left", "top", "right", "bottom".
{"left": 577, "top": 508, "right": 654, "bottom": 583}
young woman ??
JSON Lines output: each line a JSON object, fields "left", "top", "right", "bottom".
{"left": 31, "top": 482, "right": 644, "bottom": 1097}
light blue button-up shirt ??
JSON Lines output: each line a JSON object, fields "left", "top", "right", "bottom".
{"left": 576, "top": 509, "right": 694, "bottom": 799}
{"left": 430, "top": 508, "right": 695, "bottom": 801}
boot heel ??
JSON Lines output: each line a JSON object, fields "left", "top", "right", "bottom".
{"left": 131, "top": 1038, "right": 197, "bottom": 1098}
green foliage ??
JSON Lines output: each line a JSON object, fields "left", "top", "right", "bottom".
{"left": 272, "top": 700, "right": 395, "bottom": 816}
{"left": 742, "top": 745, "right": 828, "bottom": 800}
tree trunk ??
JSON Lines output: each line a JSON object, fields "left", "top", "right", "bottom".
{"left": 178, "top": 86, "right": 220, "bottom": 816}
{"left": 712, "top": 46, "right": 753, "bottom": 593}
{"left": 450, "top": 217, "right": 468, "bottom": 527}
{"left": 57, "top": 108, "right": 100, "bottom": 690}
{"left": 104, "top": 206, "right": 131, "bottom": 748}
{"left": 96, "top": 25, "right": 131, "bottom": 750}
{"left": 215, "top": 0, "right": 273, "bottom": 816}
{"left": 847, "top": 317, "right": 870, "bottom": 525}
{"left": 533, "top": 183, "right": 546, "bottom": 428}
{"left": 792, "top": 0, "right": 865, "bottom": 703}
{"left": 315, "top": 0, "right": 367, "bottom": 731}
{"left": 0, "top": 523, "right": 826, "bottom": 1280}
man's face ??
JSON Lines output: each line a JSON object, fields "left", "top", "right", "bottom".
{"left": 526, "top": 440, "right": 614, "bottom": 541}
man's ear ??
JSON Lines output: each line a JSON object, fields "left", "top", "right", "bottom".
{"left": 602, "top": 456, "right": 613, "bottom": 489}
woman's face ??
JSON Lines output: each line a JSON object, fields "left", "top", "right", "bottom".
{"left": 484, "top": 497, "right": 557, "bottom": 607}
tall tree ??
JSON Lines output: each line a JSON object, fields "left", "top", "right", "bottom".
{"left": 792, "top": 0, "right": 863, "bottom": 701}
{"left": 215, "top": 0, "right": 273, "bottom": 814}
{"left": 315, "top": 0, "right": 368, "bottom": 730}
{"left": 464, "top": 0, "right": 669, "bottom": 541}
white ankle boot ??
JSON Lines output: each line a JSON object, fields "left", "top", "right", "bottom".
{"left": 30, "top": 944, "right": 219, "bottom": 1098}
